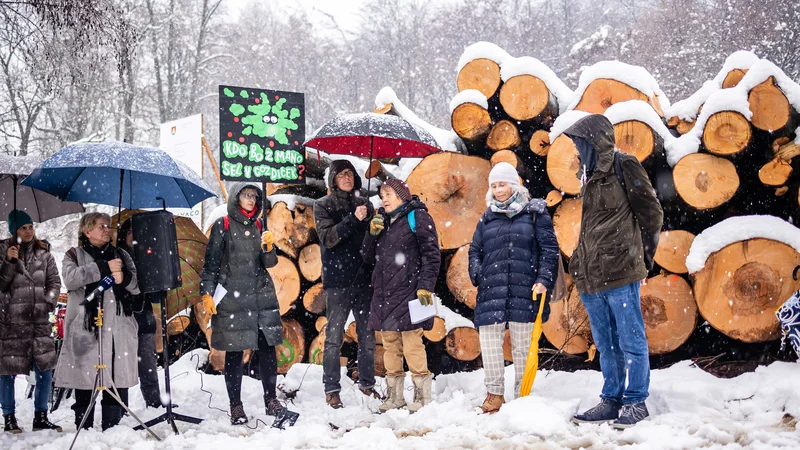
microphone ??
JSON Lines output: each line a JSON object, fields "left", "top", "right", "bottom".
{"left": 378, "top": 207, "right": 385, "bottom": 215}
{"left": 81, "top": 276, "right": 115, "bottom": 305}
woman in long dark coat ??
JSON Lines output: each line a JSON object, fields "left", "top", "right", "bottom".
{"left": 468, "top": 162, "right": 559, "bottom": 414}
{"left": 0, "top": 210, "right": 62, "bottom": 433}
{"left": 362, "top": 179, "right": 441, "bottom": 414}
{"left": 200, "top": 182, "right": 287, "bottom": 425}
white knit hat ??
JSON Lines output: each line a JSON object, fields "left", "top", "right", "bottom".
{"left": 488, "top": 162, "right": 520, "bottom": 186}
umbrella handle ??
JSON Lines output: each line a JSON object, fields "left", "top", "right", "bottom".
{"left": 156, "top": 197, "right": 166, "bottom": 211}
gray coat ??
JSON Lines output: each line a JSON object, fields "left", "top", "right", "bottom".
{"left": 54, "top": 246, "right": 140, "bottom": 390}
{"left": 0, "top": 240, "right": 61, "bottom": 375}
{"left": 200, "top": 182, "right": 283, "bottom": 351}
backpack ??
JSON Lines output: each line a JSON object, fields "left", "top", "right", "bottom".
{"left": 613, "top": 152, "right": 628, "bottom": 194}
{"left": 532, "top": 213, "right": 568, "bottom": 303}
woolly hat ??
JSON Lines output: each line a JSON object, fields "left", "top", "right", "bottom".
{"left": 381, "top": 178, "right": 412, "bottom": 202}
{"left": 488, "top": 162, "right": 520, "bottom": 186}
{"left": 8, "top": 210, "right": 33, "bottom": 235}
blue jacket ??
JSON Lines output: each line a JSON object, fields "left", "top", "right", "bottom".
{"left": 468, "top": 199, "right": 560, "bottom": 327}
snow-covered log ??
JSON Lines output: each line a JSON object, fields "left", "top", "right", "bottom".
{"left": 446, "top": 245, "right": 477, "bottom": 309}
{"left": 542, "top": 284, "right": 593, "bottom": 355}
{"left": 267, "top": 255, "right": 301, "bottom": 315}
{"left": 568, "top": 61, "right": 670, "bottom": 117}
{"left": 456, "top": 42, "right": 511, "bottom": 98}
{"left": 267, "top": 201, "right": 317, "bottom": 259}
{"left": 640, "top": 272, "right": 697, "bottom": 354}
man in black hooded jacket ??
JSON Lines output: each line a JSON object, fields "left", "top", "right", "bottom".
{"left": 313, "top": 160, "right": 379, "bottom": 408}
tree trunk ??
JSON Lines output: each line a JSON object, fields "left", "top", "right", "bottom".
{"left": 446, "top": 245, "right": 477, "bottom": 309}
{"left": 546, "top": 134, "right": 582, "bottom": 195}
{"left": 445, "top": 327, "right": 481, "bottom": 361}
{"left": 315, "top": 316, "right": 327, "bottom": 332}
{"left": 486, "top": 120, "right": 521, "bottom": 152}
{"left": 309, "top": 328, "right": 325, "bottom": 365}
{"left": 667, "top": 116, "right": 696, "bottom": 135}
{"left": 552, "top": 197, "right": 582, "bottom": 258}
{"left": 166, "top": 316, "right": 190, "bottom": 336}
{"left": 406, "top": 152, "right": 491, "bottom": 250}
{"left": 457, "top": 58, "right": 501, "bottom": 98}
{"left": 672, "top": 153, "right": 740, "bottom": 211}
{"left": 758, "top": 157, "right": 793, "bottom": 187}
{"left": 451, "top": 102, "right": 492, "bottom": 142}
{"left": 722, "top": 69, "right": 747, "bottom": 88}
{"left": 574, "top": 78, "right": 664, "bottom": 117}
{"left": 423, "top": 317, "right": 447, "bottom": 342}
{"left": 529, "top": 129, "right": 551, "bottom": 157}
{"left": 498, "top": 75, "right": 558, "bottom": 124}
{"left": 298, "top": 243, "right": 322, "bottom": 282}
{"left": 546, "top": 190, "right": 563, "bottom": 208}
{"left": 303, "top": 282, "right": 326, "bottom": 315}
{"left": 640, "top": 273, "right": 697, "bottom": 354}
{"left": 267, "top": 255, "right": 301, "bottom": 315}
{"left": 365, "top": 160, "right": 396, "bottom": 182}
{"left": 701, "top": 111, "right": 752, "bottom": 156}
{"left": 267, "top": 202, "right": 317, "bottom": 258}
{"left": 542, "top": 285, "right": 593, "bottom": 355}
{"left": 748, "top": 77, "right": 793, "bottom": 132}
{"left": 653, "top": 230, "right": 696, "bottom": 275}
{"left": 276, "top": 318, "right": 305, "bottom": 374}
{"left": 613, "top": 120, "right": 665, "bottom": 168}
{"left": 691, "top": 238, "right": 800, "bottom": 343}
{"left": 374, "top": 345, "right": 386, "bottom": 377}
{"left": 502, "top": 329, "right": 513, "bottom": 362}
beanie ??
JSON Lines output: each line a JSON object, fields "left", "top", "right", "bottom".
{"left": 8, "top": 209, "right": 33, "bottom": 235}
{"left": 488, "top": 162, "right": 520, "bottom": 186}
{"left": 382, "top": 178, "right": 412, "bottom": 202}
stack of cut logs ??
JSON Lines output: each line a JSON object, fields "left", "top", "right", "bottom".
{"left": 182, "top": 48, "right": 800, "bottom": 378}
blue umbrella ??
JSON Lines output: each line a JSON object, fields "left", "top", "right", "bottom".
{"left": 21, "top": 141, "right": 215, "bottom": 211}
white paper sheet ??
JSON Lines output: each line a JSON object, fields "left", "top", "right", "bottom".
{"left": 408, "top": 299, "right": 436, "bottom": 324}
{"left": 212, "top": 283, "right": 227, "bottom": 307}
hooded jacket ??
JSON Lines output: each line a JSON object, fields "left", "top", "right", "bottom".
{"left": 200, "top": 182, "right": 282, "bottom": 350}
{"left": 468, "top": 199, "right": 559, "bottom": 327}
{"left": 361, "top": 197, "right": 440, "bottom": 331}
{"left": 313, "top": 160, "right": 374, "bottom": 289}
{"left": 563, "top": 114, "right": 663, "bottom": 294}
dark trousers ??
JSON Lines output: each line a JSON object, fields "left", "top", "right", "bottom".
{"left": 224, "top": 331, "right": 277, "bottom": 407}
{"left": 137, "top": 332, "right": 162, "bottom": 407}
{"left": 323, "top": 286, "right": 375, "bottom": 393}
{"left": 73, "top": 387, "right": 128, "bottom": 430}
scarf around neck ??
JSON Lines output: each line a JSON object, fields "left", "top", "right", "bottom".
{"left": 490, "top": 191, "right": 526, "bottom": 218}
{"left": 80, "top": 239, "right": 134, "bottom": 335}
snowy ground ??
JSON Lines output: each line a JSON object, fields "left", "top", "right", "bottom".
{"left": 1, "top": 350, "right": 799, "bottom": 449}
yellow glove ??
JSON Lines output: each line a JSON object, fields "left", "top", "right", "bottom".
{"left": 261, "top": 230, "right": 274, "bottom": 252}
{"left": 417, "top": 289, "right": 433, "bottom": 306}
{"left": 369, "top": 216, "right": 385, "bottom": 236}
{"left": 202, "top": 294, "right": 217, "bottom": 315}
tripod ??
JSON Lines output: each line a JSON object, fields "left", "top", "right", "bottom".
{"left": 134, "top": 290, "right": 203, "bottom": 434}
{"left": 69, "top": 295, "right": 162, "bottom": 450}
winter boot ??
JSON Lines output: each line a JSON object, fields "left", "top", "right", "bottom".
{"left": 378, "top": 375, "right": 406, "bottom": 413}
{"left": 3, "top": 413, "right": 22, "bottom": 434}
{"left": 101, "top": 404, "right": 124, "bottom": 431}
{"left": 32, "top": 411, "right": 62, "bottom": 432}
{"left": 479, "top": 394, "right": 505, "bottom": 414}
{"left": 407, "top": 375, "right": 433, "bottom": 413}
{"left": 359, "top": 386, "right": 385, "bottom": 401}
{"left": 265, "top": 395, "right": 284, "bottom": 416}
{"left": 325, "top": 392, "right": 344, "bottom": 409}
{"left": 230, "top": 403, "right": 248, "bottom": 425}
{"left": 72, "top": 404, "right": 94, "bottom": 430}
{"left": 612, "top": 403, "right": 649, "bottom": 429}
{"left": 572, "top": 398, "right": 622, "bottom": 424}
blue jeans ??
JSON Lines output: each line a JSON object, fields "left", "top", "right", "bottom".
{"left": 0, "top": 362, "right": 53, "bottom": 415}
{"left": 580, "top": 282, "right": 650, "bottom": 405}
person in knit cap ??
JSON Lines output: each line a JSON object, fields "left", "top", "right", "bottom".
{"left": 468, "top": 162, "right": 559, "bottom": 414}
{"left": 1, "top": 210, "right": 62, "bottom": 433}
{"left": 361, "top": 178, "right": 440, "bottom": 413}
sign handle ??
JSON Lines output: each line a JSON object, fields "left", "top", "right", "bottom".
{"left": 202, "top": 136, "right": 228, "bottom": 202}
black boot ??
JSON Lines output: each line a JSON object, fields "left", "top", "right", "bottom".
{"left": 230, "top": 403, "right": 248, "bottom": 426}
{"left": 32, "top": 411, "right": 62, "bottom": 432}
{"left": 72, "top": 404, "right": 94, "bottom": 430}
{"left": 265, "top": 395, "right": 283, "bottom": 416}
{"left": 572, "top": 398, "right": 622, "bottom": 424}
{"left": 3, "top": 413, "right": 22, "bottom": 434}
{"left": 101, "top": 404, "right": 124, "bottom": 431}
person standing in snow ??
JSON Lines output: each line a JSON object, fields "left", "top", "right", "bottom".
{"left": 116, "top": 219, "right": 162, "bottom": 409}
{"left": 313, "top": 160, "right": 379, "bottom": 409}
{"left": 55, "top": 212, "right": 139, "bottom": 431}
{"left": 564, "top": 115, "right": 663, "bottom": 428}
{"left": 0, "top": 211, "right": 62, "bottom": 433}
{"left": 361, "top": 179, "right": 440, "bottom": 413}
{"left": 200, "top": 183, "right": 291, "bottom": 425}
{"left": 468, "top": 163, "right": 560, "bottom": 414}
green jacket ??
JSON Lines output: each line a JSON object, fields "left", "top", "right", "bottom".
{"left": 565, "top": 114, "right": 663, "bottom": 294}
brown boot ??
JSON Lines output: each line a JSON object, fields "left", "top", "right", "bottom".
{"left": 360, "top": 387, "right": 385, "bottom": 401}
{"left": 479, "top": 394, "right": 505, "bottom": 414}
{"left": 326, "top": 392, "right": 344, "bottom": 409}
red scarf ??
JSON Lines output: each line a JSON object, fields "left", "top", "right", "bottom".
{"left": 240, "top": 207, "right": 258, "bottom": 219}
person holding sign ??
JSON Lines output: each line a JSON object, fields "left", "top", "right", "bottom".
{"left": 467, "top": 163, "right": 560, "bottom": 414}
{"left": 361, "top": 179, "right": 440, "bottom": 413}
{"left": 313, "top": 160, "right": 378, "bottom": 409}
{"left": 199, "top": 183, "right": 290, "bottom": 426}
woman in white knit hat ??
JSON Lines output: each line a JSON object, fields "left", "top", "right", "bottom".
{"left": 467, "top": 162, "right": 560, "bottom": 413}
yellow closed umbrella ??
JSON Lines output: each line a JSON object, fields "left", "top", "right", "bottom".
{"left": 519, "top": 292, "right": 547, "bottom": 397}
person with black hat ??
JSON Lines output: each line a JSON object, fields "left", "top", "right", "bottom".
{"left": 313, "top": 160, "right": 379, "bottom": 408}
{"left": 0, "top": 210, "right": 62, "bottom": 433}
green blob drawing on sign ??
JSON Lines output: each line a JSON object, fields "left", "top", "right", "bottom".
{"left": 240, "top": 94, "right": 300, "bottom": 145}
{"left": 240, "top": 90, "right": 249, "bottom": 98}
{"left": 223, "top": 88, "right": 234, "bottom": 97}
{"left": 229, "top": 103, "right": 245, "bottom": 116}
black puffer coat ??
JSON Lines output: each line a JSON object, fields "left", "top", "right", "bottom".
{"left": 200, "top": 183, "right": 282, "bottom": 350}
{"left": 361, "top": 197, "right": 440, "bottom": 332}
{"left": 0, "top": 239, "right": 60, "bottom": 375}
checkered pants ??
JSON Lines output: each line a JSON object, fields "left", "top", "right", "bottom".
{"left": 479, "top": 322, "right": 533, "bottom": 397}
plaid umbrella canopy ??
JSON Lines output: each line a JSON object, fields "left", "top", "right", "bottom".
{"left": 112, "top": 210, "right": 208, "bottom": 318}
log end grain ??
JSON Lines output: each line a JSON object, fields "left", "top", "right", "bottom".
{"left": 641, "top": 273, "right": 697, "bottom": 354}
{"left": 672, "top": 153, "right": 740, "bottom": 210}
{"left": 457, "top": 58, "right": 501, "bottom": 98}
{"left": 445, "top": 327, "right": 481, "bottom": 361}
{"left": 546, "top": 135, "right": 582, "bottom": 195}
{"left": 748, "top": 77, "right": 791, "bottom": 132}
{"left": 552, "top": 198, "right": 582, "bottom": 258}
{"left": 702, "top": 111, "right": 752, "bottom": 156}
{"left": 452, "top": 103, "right": 492, "bottom": 140}
{"left": 654, "top": 230, "right": 696, "bottom": 274}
